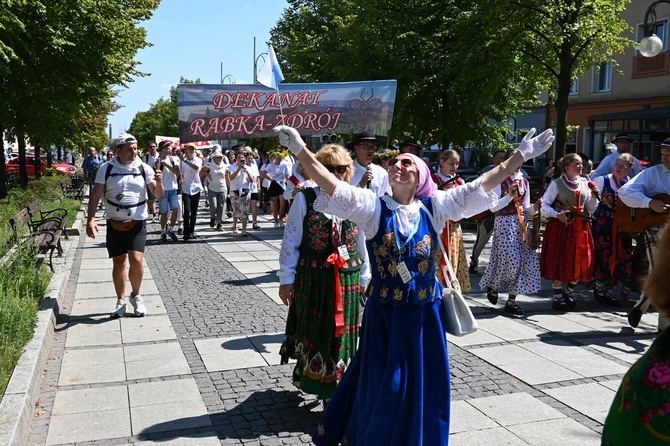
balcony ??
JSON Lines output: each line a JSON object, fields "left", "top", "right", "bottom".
{"left": 632, "top": 51, "right": 670, "bottom": 79}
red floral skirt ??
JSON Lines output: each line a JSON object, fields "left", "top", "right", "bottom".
{"left": 540, "top": 217, "right": 594, "bottom": 282}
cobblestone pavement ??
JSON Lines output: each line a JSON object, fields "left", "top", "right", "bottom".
{"left": 27, "top": 201, "right": 661, "bottom": 445}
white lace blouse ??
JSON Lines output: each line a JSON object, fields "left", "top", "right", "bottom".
{"left": 277, "top": 187, "right": 371, "bottom": 286}
{"left": 312, "top": 177, "right": 499, "bottom": 239}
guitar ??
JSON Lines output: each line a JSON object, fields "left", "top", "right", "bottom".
{"left": 616, "top": 193, "right": 670, "bottom": 233}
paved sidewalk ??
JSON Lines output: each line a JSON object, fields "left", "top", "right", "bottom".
{"left": 26, "top": 202, "right": 660, "bottom": 445}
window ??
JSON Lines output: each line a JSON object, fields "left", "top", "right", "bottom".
{"left": 569, "top": 79, "right": 579, "bottom": 95}
{"left": 637, "top": 19, "right": 669, "bottom": 55}
{"left": 592, "top": 63, "right": 612, "bottom": 92}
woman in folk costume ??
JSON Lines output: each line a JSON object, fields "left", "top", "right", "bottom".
{"left": 591, "top": 153, "right": 635, "bottom": 306}
{"left": 540, "top": 153, "right": 598, "bottom": 311}
{"left": 277, "top": 144, "right": 370, "bottom": 401}
{"left": 480, "top": 150, "right": 542, "bottom": 316}
{"left": 274, "top": 125, "right": 554, "bottom": 446}
{"left": 431, "top": 149, "right": 471, "bottom": 292}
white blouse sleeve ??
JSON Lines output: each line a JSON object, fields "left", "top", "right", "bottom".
{"left": 277, "top": 193, "right": 307, "bottom": 285}
{"left": 521, "top": 180, "right": 535, "bottom": 216}
{"left": 358, "top": 229, "right": 371, "bottom": 288}
{"left": 430, "top": 177, "right": 500, "bottom": 229}
{"left": 540, "top": 181, "right": 560, "bottom": 219}
{"left": 314, "top": 181, "right": 381, "bottom": 238}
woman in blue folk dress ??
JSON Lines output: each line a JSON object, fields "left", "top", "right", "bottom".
{"left": 274, "top": 125, "right": 554, "bottom": 445}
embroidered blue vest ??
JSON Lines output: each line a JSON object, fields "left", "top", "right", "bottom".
{"left": 365, "top": 197, "right": 443, "bottom": 307}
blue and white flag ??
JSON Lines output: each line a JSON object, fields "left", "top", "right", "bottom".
{"left": 256, "top": 45, "right": 285, "bottom": 90}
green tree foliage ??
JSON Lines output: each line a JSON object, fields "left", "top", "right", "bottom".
{"left": 0, "top": 0, "right": 160, "bottom": 189}
{"left": 459, "top": 0, "right": 633, "bottom": 160}
{"left": 271, "top": 0, "right": 633, "bottom": 157}
{"left": 128, "top": 77, "right": 200, "bottom": 147}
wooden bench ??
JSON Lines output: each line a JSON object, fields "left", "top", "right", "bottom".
{"left": 60, "top": 174, "right": 85, "bottom": 201}
{"left": 26, "top": 200, "right": 69, "bottom": 240}
{"left": 9, "top": 207, "right": 64, "bottom": 272}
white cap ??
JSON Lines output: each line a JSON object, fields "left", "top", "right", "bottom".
{"left": 111, "top": 133, "right": 138, "bottom": 148}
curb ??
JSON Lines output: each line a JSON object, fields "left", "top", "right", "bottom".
{"left": 0, "top": 210, "right": 83, "bottom": 446}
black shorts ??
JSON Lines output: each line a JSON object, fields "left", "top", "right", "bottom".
{"left": 268, "top": 181, "right": 284, "bottom": 198}
{"left": 106, "top": 220, "right": 147, "bottom": 258}
{"left": 250, "top": 192, "right": 259, "bottom": 201}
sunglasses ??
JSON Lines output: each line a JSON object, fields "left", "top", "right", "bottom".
{"left": 357, "top": 143, "right": 377, "bottom": 150}
{"left": 388, "top": 157, "right": 414, "bottom": 168}
{"left": 324, "top": 164, "right": 348, "bottom": 174}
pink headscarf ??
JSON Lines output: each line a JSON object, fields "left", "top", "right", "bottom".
{"left": 399, "top": 153, "right": 437, "bottom": 199}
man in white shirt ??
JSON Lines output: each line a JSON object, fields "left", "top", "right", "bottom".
{"left": 619, "top": 138, "right": 670, "bottom": 330}
{"left": 348, "top": 131, "right": 391, "bottom": 197}
{"left": 179, "top": 143, "right": 204, "bottom": 240}
{"left": 592, "top": 133, "right": 642, "bottom": 179}
{"left": 86, "top": 133, "right": 163, "bottom": 318}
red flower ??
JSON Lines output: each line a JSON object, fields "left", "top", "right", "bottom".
{"left": 645, "top": 361, "right": 670, "bottom": 390}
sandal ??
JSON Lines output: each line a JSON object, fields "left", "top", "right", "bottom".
{"left": 504, "top": 300, "right": 524, "bottom": 316}
{"left": 232, "top": 228, "right": 238, "bottom": 234}
{"left": 552, "top": 299, "right": 569, "bottom": 311}
{"left": 486, "top": 287, "right": 498, "bottom": 305}
{"left": 563, "top": 290, "right": 577, "bottom": 310}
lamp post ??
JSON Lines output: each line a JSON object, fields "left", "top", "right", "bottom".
{"left": 639, "top": 0, "right": 670, "bottom": 57}
{"left": 254, "top": 53, "right": 267, "bottom": 84}
{"left": 222, "top": 74, "right": 236, "bottom": 84}
{"left": 252, "top": 36, "right": 268, "bottom": 84}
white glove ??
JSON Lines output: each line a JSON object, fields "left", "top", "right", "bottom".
{"left": 273, "top": 125, "right": 306, "bottom": 155}
{"left": 517, "top": 128, "right": 555, "bottom": 161}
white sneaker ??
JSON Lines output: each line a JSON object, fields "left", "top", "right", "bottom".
{"left": 279, "top": 221, "right": 285, "bottom": 228}
{"left": 129, "top": 293, "right": 147, "bottom": 317}
{"left": 111, "top": 300, "right": 126, "bottom": 318}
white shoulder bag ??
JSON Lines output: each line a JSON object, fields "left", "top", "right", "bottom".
{"left": 419, "top": 202, "right": 478, "bottom": 337}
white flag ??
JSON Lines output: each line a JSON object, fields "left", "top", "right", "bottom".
{"left": 257, "top": 45, "right": 285, "bottom": 89}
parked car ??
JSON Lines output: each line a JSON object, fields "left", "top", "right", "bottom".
{"left": 5, "top": 156, "right": 77, "bottom": 176}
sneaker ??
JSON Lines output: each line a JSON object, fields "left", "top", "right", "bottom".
{"left": 168, "top": 231, "right": 178, "bottom": 242}
{"left": 209, "top": 218, "right": 215, "bottom": 228}
{"left": 160, "top": 232, "right": 167, "bottom": 243}
{"left": 279, "top": 221, "right": 285, "bottom": 228}
{"left": 177, "top": 228, "right": 184, "bottom": 235}
{"left": 151, "top": 214, "right": 158, "bottom": 223}
{"left": 111, "top": 300, "right": 126, "bottom": 318}
{"left": 274, "top": 221, "right": 279, "bottom": 228}
{"left": 190, "top": 232, "right": 198, "bottom": 239}
{"left": 486, "top": 287, "right": 498, "bottom": 305}
{"left": 253, "top": 223, "right": 260, "bottom": 230}
{"left": 216, "top": 223, "right": 222, "bottom": 231}
{"left": 129, "top": 293, "right": 146, "bottom": 317}
{"left": 504, "top": 300, "right": 524, "bottom": 316}
{"left": 468, "top": 261, "right": 478, "bottom": 275}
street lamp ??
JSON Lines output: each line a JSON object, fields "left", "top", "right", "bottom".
{"left": 222, "top": 74, "right": 236, "bottom": 84}
{"left": 254, "top": 52, "right": 267, "bottom": 84}
{"left": 639, "top": 0, "right": 670, "bottom": 57}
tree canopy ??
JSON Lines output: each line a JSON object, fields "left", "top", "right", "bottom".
{"left": 270, "top": 0, "right": 633, "bottom": 157}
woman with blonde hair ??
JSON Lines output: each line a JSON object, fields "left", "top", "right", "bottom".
{"left": 540, "top": 153, "right": 598, "bottom": 310}
{"left": 277, "top": 144, "right": 370, "bottom": 401}
{"left": 602, "top": 223, "right": 670, "bottom": 444}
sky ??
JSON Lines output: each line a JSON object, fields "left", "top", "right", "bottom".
{"left": 107, "top": 0, "right": 289, "bottom": 138}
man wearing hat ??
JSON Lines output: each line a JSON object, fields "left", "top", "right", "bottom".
{"left": 619, "top": 137, "right": 670, "bottom": 331}
{"left": 592, "top": 133, "right": 642, "bottom": 179}
{"left": 349, "top": 131, "right": 391, "bottom": 197}
{"left": 155, "top": 140, "right": 181, "bottom": 242}
{"left": 86, "top": 133, "right": 163, "bottom": 318}
{"left": 399, "top": 138, "right": 421, "bottom": 156}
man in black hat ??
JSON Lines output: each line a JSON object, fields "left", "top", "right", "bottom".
{"left": 349, "top": 131, "right": 391, "bottom": 197}
{"left": 592, "top": 132, "right": 642, "bottom": 179}
{"left": 399, "top": 138, "right": 421, "bottom": 156}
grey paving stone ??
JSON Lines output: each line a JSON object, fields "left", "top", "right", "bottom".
{"left": 46, "top": 408, "right": 130, "bottom": 444}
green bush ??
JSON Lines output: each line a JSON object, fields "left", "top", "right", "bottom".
{"left": 0, "top": 176, "right": 81, "bottom": 397}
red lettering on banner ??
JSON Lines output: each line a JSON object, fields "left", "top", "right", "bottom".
{"left": 246, "top": 92, "right": 267, "bottom": 111}
{"left": 328, "top": 112, "right": 342, "bottom": 130}
{"left": 212, "top": 92, "right": 232, "bottom": 110}
{"left": 303, "top": 112, "right": 318, "bottom": 131}
{"left": 190, "top": 119, "right": 206, "bottom": 137}
{"left": 232, "top": 93, "right": 248, "bottom": 109}
{"left": 221, "top": 117, "right": 236, "bottom": 133}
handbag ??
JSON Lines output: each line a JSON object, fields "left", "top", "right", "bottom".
{"left": 419, "top": 203, "right": 478, "bottom": 337}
